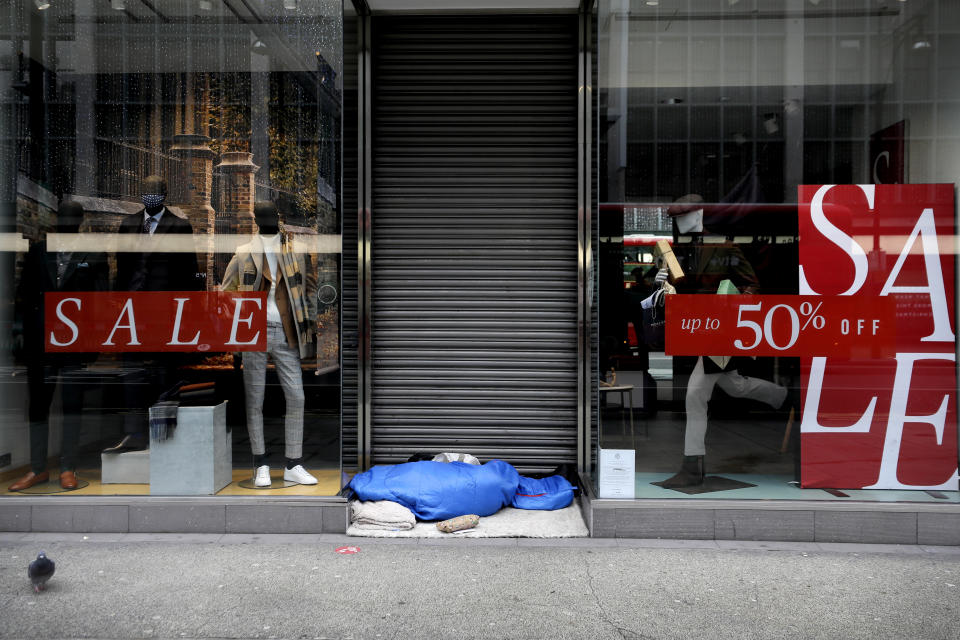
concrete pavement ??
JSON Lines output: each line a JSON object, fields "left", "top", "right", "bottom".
{"left": 1, "top": 533, "right": 958, "bottom": 640}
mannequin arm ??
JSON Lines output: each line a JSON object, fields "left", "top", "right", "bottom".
{"left": 219, "top": 254, "right": 241, "bottom": 292}
{"left": 304, "top": 253, "right": 319, "bottom": 329}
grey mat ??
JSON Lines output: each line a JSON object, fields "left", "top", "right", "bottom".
{"left": 348, "top": 502, "right": 588, "bottom": 538}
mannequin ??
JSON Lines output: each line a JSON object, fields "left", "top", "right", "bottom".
{"left": 656, "top": 194, "right": 788, "bottom": 489}
{"left": 220, "top": 201, "right": 319, "bottom": 487}
{"left": 9, "top": 201, "right": 108, "bottom": 491}
{"left": 113, "top": 175, "right": 199, "bottom": 293}
{"left": 103, "top": 175, "right": 200, "bottom": 454}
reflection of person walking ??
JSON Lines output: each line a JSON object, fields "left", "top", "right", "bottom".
{"left": 657, "top": 194, "right": 787, "bottom": 489}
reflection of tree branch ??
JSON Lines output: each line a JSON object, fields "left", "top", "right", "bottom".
{"left": 207, "top": 73, "right": 252, "bottom": 154}
{"left": 206, "top": 72, "right": 324, "bottom": 219}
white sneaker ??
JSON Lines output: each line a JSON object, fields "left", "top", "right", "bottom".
{"left": 283, "top": 464, "right": 317, "bottom": 485}
{"left": 254, "top": 465, "right": 271, "bottom": 487}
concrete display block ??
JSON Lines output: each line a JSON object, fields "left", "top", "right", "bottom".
{"left": 101, "top": 449, "right": 150, "bottom": 484}
{"left": 149, "top": 402, "right": 231, "bottom": 496}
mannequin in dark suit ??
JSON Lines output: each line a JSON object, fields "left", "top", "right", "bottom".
{"left": 104, "top": 175, "right": 201, "bottom": 453}
{"left": 9, "top": 201, "right": 109, "bottom": 491}
{"left": 114, "top": 175, "right": 199, "bottom": 293}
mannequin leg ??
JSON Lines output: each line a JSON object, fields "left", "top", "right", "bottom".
{"left": 27, "top": 363, "right": 57, "bottom": 473}
{"left": 656, "top": 357, "right": 719, "bottom": 489}
{"left": 241, "top": 349, "right": 269, "bottom": 457}
{"left": 684, "top": 356, "right": 721, "bottom": 456}
{"left": 59, "top": 369, "right": 85, "bottom": 472}
{"left": 715, "top": 369, "right": 788, "bottom": 409}
{"left": 9, "top": 363, "right": 56, "bottom": 490}
{"left": 269, "top": 339, "right": 304, "bottom": 461}
{"left": 120, "top": 355, "right": 150, "bottom": 436}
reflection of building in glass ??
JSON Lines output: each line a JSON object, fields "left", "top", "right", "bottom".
{"left": 3, "top": 1, "right": 341, "bottom": 287}
{"left": 598, "top": 2, "right": 951, "bottom": 206}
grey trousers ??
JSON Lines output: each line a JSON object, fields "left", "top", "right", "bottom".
{"left": 241, "top": 323, "right": 305, "bottom": 459}
{"left": 683, "top": 356, "right": 787, "bottom": 456}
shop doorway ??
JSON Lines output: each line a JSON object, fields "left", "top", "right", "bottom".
{"left": 366, "top": 15, "right": 580, "bottom": 471}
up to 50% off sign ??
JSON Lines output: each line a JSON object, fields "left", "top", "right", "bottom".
{"left": 664, "top": 295, "right": 897, "bottom": 358}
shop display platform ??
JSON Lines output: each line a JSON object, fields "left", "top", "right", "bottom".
{"left": 237, "top": 475, "right": 300, "bottom": 489}
{"left": 12, "top": 478, "right": 91, "bottom": 494}
{"left": 3, "top": 468, "right": 341, "bottom": 497}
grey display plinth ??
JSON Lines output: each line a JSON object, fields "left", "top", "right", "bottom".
{"left": 149, "top": 402, "right": 231, "bottom": 496}
{"left": 101, "top": 449, "right": 150, "bottom": 484}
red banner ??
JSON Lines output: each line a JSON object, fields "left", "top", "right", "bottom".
{"left": 44, "top": 292, "right": 267, "bottom": 352}
{"left": 798, "top": 184, "right": 958, "bottom": 490}
{"left": 665, "top": 295, "right": 896, "bottom": 358}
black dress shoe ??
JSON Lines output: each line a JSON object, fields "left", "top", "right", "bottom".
{"left": 102, "top": 435, "right": 148, "bottom": 454}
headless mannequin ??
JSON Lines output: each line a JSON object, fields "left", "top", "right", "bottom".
{"left": 239, "top": 202, "right": 315, "bottom": 485}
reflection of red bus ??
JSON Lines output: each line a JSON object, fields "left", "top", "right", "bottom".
{"left": 623, "top": 234, "right": 672, "bottom": 290}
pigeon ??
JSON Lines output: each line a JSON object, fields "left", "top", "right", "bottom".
{"left": 28, "top": 551, "right": 55, "bottom": 593}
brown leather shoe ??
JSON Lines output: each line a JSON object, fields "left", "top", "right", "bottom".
{"left": 8, "top": 471, "right": 50, "bottom": 492}
{"left": 60, "top": 471, "right": 78, "bottom": 490}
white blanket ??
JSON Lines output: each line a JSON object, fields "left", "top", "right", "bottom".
{"left": 351, "top": 500, "right": 416, "bottom": 530}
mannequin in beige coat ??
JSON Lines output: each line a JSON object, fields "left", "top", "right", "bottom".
{"left": 220, "top": 201, "right": 318, "bottom": 487}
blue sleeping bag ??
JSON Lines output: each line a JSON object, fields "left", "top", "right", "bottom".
{"left": 349, "top": 460, "right": 520, "bottom": 521}
{"left": 511, "top": 475, "right": 575, "bottom": 511}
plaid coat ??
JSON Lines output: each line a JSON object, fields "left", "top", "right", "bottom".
{"left": 220, "top": 233, "right": 317, "bottom": 359}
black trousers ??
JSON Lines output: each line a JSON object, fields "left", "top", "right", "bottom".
{"left": 121, "top": 354, "right": 183, "bottom": 436}
{"left": 27, "top": 363, "right": 87, "bottom": 473}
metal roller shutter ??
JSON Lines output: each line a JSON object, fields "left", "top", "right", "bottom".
{"left": 370, "top": 15, "right": 579, "bottom": 471}
{"left": 341, "top": 14, "right": 360, "bottom": 472}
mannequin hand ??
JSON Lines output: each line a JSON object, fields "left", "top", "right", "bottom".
{"left": 655, "top": 268, "right": 669, "bottom": 285}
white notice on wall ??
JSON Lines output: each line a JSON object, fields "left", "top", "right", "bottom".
{"left": 598, "top": 449, "right": 635, "bottom": 499}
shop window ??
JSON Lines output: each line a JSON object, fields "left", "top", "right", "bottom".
{"left": 0, "top": 0, "right": 343, "bottom": 497}
{"left": 595, "top": 0, "right": 959, "bottom": 501}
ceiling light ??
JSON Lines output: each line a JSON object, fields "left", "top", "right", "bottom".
{"left": 111, "top": 0, "right": 125, "bottom": 9}
{"left": 198, "top": 0, "right": 212, "bottom": 9}
{"left": 34, "top": 0, "right": 51, "bottom": 9}
{"left": 283, "top": 0, "right": 298, "bottom": 9}
{"left": 645, "top": 0, "right": 659, "bottom": 5}
{"left": 252, "top": 39, "right": 268, "bottom": 54}
{"left": 912, "top": 39, "right": 932, "bottom": 50}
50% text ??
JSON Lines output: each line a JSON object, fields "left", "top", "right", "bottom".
{"left": 734, "top": 301, "right": 830, "bottom": 351}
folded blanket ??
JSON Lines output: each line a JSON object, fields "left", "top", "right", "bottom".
{"left": 351, "top": 500, "right": 416, "bottom": 530}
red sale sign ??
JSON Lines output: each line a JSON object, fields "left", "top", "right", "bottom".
{"left": 665, "top": 295, "right": 896, "bottom": 358}
{"left": 798, "top": 184, "right": 958, "bottom": 490}
{"left": 44, "top": 292, "right": 267, "bottom": 352}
